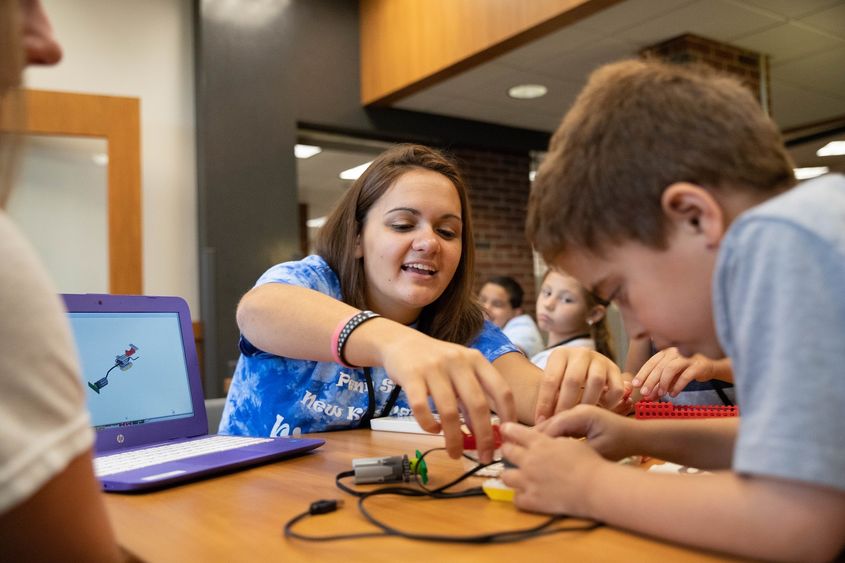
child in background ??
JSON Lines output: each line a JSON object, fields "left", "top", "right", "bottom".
{"left": 478, "top": 275, "right": 544, "bottom": 357}
{"left": 531, "top": 269, "right": 614, "bottom": 369}
{"left": 502, "top": 59, "right": 845, "bottom": 561}
{"left": 219, "top": 144, "right": 627, "bottom": 462}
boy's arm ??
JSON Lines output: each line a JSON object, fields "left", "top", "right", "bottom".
{"left": 631, "top": 417, "right": 737, "bottom": 469}
{"left": 502, "top": 426, "right": 845, "bottom": 562}
{"left": 538, "top": 405, "right": 737, "bottom": 469}
{"left": 587, "top": 464, "right": 845, "bottom": 562}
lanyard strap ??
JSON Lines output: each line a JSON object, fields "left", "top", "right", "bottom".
{"left": 545, "top": 332, "right": 591, "bottom": 350}
{"left": 714, "top": 385, "right": 733, "bottom": 406}
{"left": 358, "top": 367, "right": 402, "bottom": 429}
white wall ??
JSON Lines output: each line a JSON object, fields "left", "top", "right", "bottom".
{"left": 25, "top": 0, "right": 199, "bottom": 317}
{"left": 9, "top": 136, "right": 109, "bottom": 293}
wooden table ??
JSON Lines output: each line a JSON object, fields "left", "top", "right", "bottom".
{"left": 104, "top": 429, "right": 736, "bottom": 562}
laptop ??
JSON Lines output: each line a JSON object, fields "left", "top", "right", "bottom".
{"left": 62, "top": 293, "right": 324, "bottom": 492}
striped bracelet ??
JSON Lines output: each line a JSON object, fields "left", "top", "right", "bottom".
{"left": 331, "top": 310, "right": 380, "bottom": 368}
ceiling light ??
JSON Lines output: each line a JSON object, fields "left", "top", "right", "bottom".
{"left": 794, "top": 166, "right": 828, "bottom": 180}
{"left": 339, "top": 161, "right": 372, "bottom": 181}
{"left": 92, "top": 153, "right": 108, "bottom": 166}
{"left": 816, "top": 141, "right": 845, "bottom": 157}
{"left": 507, "top": 84, "right": 547, "bottom": 100}
{"left": 306, "top": 216, "right": 326, "bottom": 228}
{"left": 529, "top": 171, "right": 536, "bottom": 182}
{"left": 294, "top": 144, "right": 322, "bottom": 159}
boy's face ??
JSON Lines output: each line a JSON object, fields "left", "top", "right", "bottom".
{"left": 555, "top": 232, "right": 723, "bottom": 359}
{"left": 478, "top": 283, "right": 518, "bottom": 328}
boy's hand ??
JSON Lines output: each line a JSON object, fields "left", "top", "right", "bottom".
{"left": 534, "top": 347, "right": 627, "bottom": 423}
{"left": 500, "top": 422, "right": 604, "bottom": 516}
{"left": 534, "top": 404, "right": 639, "bottom": 461}
{"left": 632, "top": 347, "right": 721, "bottom": 399}
{"left": 380, "top": 333, "right": 516, "bottom": 463}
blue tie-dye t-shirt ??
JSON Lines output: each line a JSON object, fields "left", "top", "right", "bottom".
{"left": 219, "top": 255, "right": 518, "bottom": 437}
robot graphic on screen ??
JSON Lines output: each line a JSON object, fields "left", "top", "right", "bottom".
{"left": 88, "top": 344, "right": 141, "bottom": 394}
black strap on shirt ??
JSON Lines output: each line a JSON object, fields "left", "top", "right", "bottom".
{"left": 714, "top": 384, "right": 734, "bottom": 406}
{"left": 359, "top": 367, "right": 402, "bottom": 429}
{"left": 545, "top": 332, "right": 591, "bottom": 351}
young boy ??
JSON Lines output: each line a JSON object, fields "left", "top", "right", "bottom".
{"left": 501, "top": 59, "right": 845, "bottom": 561}
{"left": 478, "top": 276, "right": 544, "bottom": 357}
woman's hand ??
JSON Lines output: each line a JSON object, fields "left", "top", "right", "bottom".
{"left": 378, "top": 331, "right": 516, "bottom": 463}
{"left": 534, "top": 347, "right": 628, "bottom": 423}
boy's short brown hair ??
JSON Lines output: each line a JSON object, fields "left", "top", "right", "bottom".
{"left": 526, "top": 58, "right": 796, "bottom": 263}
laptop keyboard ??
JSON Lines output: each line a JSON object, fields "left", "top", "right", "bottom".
{"left": 94, "top": 435, "right": 274, "bottom": 477}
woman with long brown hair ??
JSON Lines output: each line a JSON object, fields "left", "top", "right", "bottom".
{"left": 220, "top": 143, "right": 626, "bottom": 460}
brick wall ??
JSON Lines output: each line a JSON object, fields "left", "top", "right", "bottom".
{"left": 453, "top": 147, "right": 537, "bottom": 316}
{"left": 640, "top": 33, "right": 770, "bottom": 111}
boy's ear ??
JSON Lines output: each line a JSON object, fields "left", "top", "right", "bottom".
{"left": 586, "top": 304, "right": 606, "bottom": 326}
{"left": 661, "top": 182, "right": 725, "bottom": 248}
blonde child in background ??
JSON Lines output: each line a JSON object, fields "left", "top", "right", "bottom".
{"left": 530, "top": 269, "right": 614, "bottom": 369}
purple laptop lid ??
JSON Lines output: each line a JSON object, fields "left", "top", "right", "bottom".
{"left": 62, "top": 294, "right": 323, "bottom": 491}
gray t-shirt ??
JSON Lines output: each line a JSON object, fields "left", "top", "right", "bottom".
{"left": 713, "top": 174, "right": 845, "bottom": 492}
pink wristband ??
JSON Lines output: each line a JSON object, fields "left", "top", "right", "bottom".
{"left": 331, "top": 313, "right": 358, "bottom": 368}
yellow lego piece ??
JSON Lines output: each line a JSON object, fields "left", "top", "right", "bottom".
{"left": 482, "top": 478, "right": 514, "bottom": 502}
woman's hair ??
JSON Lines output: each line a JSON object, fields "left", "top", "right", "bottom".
{"left": 486, "top": 275, "right": 524, "bottom": 309}
{"left": 0, "top": 0, "right": 25, "bottom": 207}
{"left": 315, "top": 143, "right": 484, "bottom": 345}
{"left": 540, "top": 269, "right": 615, "bottom": 362}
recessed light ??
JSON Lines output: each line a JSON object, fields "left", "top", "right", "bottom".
{"left": 92, "top": 153, "right": 109, "bottom": 166}
{"left": 508, "top": 84, "right": 547, "bottom": 100}
{"left": 339, "top": 161, "right": 372, "bottom": 181}
{"left": 306, "top": 216, "right": 327, "bottom": 228}
{"left": 794, "top": 166, "right": 829, "bottom": 180}
{"left": 816, "top": 141, "right": 845, "bottom": 157}
{"left": 294, "top": 144, "right": 322, "bottom": 159}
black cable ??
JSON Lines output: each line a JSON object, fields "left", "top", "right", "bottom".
{"left": 283, "top": 500, "right": 386, "bottom": 542}
{"left": 284, "top": 447, "right": 603, "bottom": 543}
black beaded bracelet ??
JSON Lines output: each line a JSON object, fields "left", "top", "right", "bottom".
{"left": 332, "top": 310, "right": 380, "bottom": 368}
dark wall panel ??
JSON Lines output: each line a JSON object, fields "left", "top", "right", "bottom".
{"left": 196, "top": 1, "right": 301, "bottom": 396}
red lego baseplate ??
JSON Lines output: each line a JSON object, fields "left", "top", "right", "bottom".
{"left": 634, "top": 401, "right": 739, "bottom": 419}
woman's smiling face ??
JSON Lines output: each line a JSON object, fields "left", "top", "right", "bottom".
{"left": 356, "top": 168, "right": 463, "bottom": 324}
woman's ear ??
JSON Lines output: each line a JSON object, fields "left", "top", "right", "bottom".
{"left": 586, "top": 304, "right": 606, "bottom": 326}
{"left": 354, "top": 233, "right": 363, "bottom": 259}
{"left": 661, "top": 182, "right": 725, "bottom": 249}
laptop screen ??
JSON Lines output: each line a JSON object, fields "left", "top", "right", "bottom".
{"left": 68, "top": 311, "right": 195, "bottom": 430}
